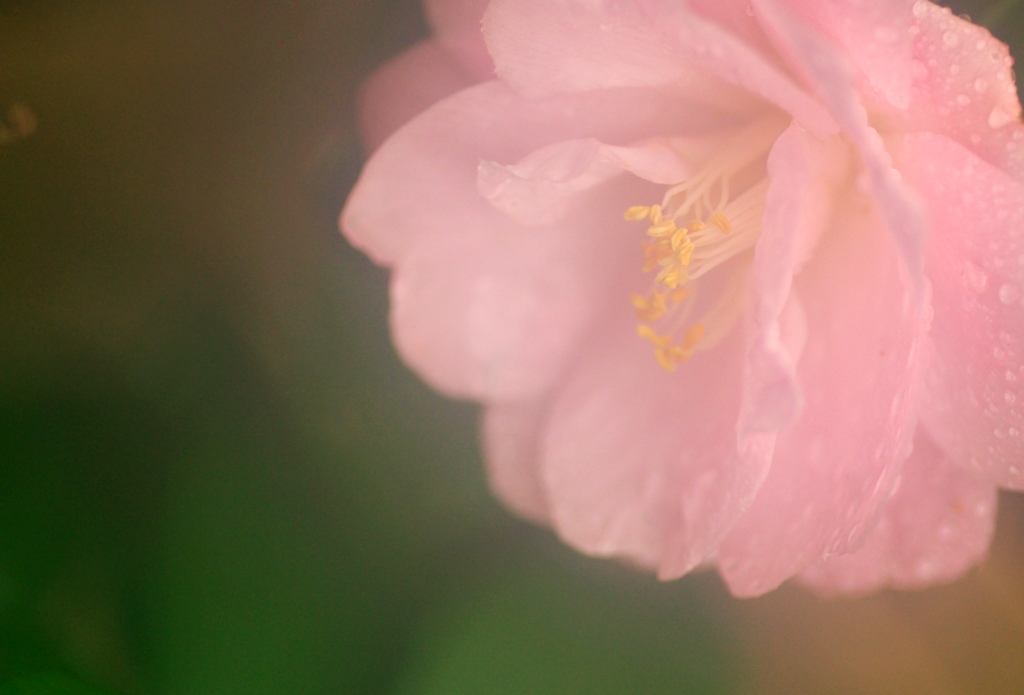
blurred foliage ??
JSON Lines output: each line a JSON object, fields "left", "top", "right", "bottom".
{"left": 0, "top": 673, "right": 117, "bottom": 695}
{"left": 1, "top": 1, "right": 1023, "bottom": 693}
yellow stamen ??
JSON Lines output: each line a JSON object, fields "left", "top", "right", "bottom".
{"left": 631, "top": 291, "right": 668, "bottom": 323}
{"left": 624, "top": 205, "right": 652, "bottom": 221}
{"left": 637, "top": 323, "right": 705, "bottom": 372}
{"left": 621, "top": 119, "right": 778, "bottom": 371}
{"left": 641, "top": 241, "right": 672, "bottom": 272}
{"left": 709, "top": 211, "right": 732, "bottom": 234}
{"left": 670, "top": 226, "right": 690, "bottom": 251}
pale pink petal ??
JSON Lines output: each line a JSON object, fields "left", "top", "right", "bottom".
{"left": 740, "top": 124, "right": 849, "bottom": 436}
{"left": 540, "top": 302, "right": 773, "bottom": 577}
{"left": 482, "top": 0, "right": 836, "bottom": 132}
{"left": 719, "top": 189, "right": 928, "bottom": 597}
{"left": 685, "top": 0, "right": 778, "bottom": 55}
{"left": 798, "top": 433, "right": 997, "bottom": 596}
{"left": 900, "top": 132, "right": 1024, "bottom": 490}
{"left": 343, "top": 81, "right": 738, "bottom": 265}
{"left": 388, "top": 212, "right": 598, "bottom": 401}
{"left": 767, "top": 0, "right": 916, "bottom": 109}
{"left": 753, "top": 0, "right": 928, "bottom": 296}
{"left": 477, "top": 138, "right": 691, "bottom": 225}
{"left": 424, "top": 0, "right": 494, "bottom": 79}
{"left": 907, "top": 1, "right": 1024, "bottom": 180}
{"left": 358, "top": 40, "right": 477, "bottom": 152}
{"left": 482, "top": 401, "right": 550, "bottom": 523}
{"left": 388, "top": 146, "right": 666, "bottom": 402}
{"left": 344, "top": 82, "right": 743, "bottom": 401}
{"left": 483, "top": 0, "right": 713, "bottom": 95}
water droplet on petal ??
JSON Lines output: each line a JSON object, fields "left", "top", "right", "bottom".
{"left": 989, "top": 105, "right": 1016, "bottom": 129}
{"left": 974, "top": 77, "right": 988, "bottom": 93}
{"left": 943, "top": 31, "right": 960, "bottom": 48}
{"left": 1005, "top": 390, "right": 1017, "bottom": 405}
{"left": 964, "top": 261, "right": 987, "bottom": 292}
{"left": 999, "top": 283, "right": 1020, "bottom": 305}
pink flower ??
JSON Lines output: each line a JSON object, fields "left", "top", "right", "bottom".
{"left": 342, "top": 0, "right": 1024, "bottom": 596}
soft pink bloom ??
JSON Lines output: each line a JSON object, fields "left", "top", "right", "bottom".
{"left": 342, "top": 0, "right": 1024, "bottom": 596}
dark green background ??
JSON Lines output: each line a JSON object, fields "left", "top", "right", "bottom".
{"left": 2, "top": 2, "right": 1023, "bottom": 693}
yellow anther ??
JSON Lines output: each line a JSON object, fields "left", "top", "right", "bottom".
{"left": 646, "top": 219, "right": 677, "bottom": 238}
{"left": 637, "top": 325, "right": 699, "bottom": 372}
{"left": 637, "top": 324, "right": 669, "bottom": 347}
{"left": 641, "top": 241, "right": 672, "bottom": 272}
{"left": 631, "top": 291, "right": 668, "bottom": 323}
{"left": 669, "top": 226, "right": 690, "bottom": 251}
{"left": 682, "top": 324, "right": 705, "bottom": 350}
{"left": 655, "top": 265, "right": 683, "bottom": 289}
{"left": 671, "top": 288, "right": 690, "bottom": 303}
{"left": 624, "top": 205, "right": 652, "bottom": 221}
{"left": 709, "top": 211, "right": 732, "bottom": 234}
{"left": 674, "top": 240, "right": 695, "bottom": 267}
{"left": 653, "top": 348, "right": 679, "bottom": 372}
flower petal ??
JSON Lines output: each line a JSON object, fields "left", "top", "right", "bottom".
{"left": 900, "top": 131, "right": 1024, "bottom": 490}
{"left": 477, "top": 138, "right": 691, "bottom": 225}
{"left": 798, "top": 432, "right": 998, "bottom": 596}
{"left": 907, "top": 1, "right": 1024, "bottom": 181}
{"left": 482, "top": 0, "right": 836, "bottom": 131}
{"left": 539, "top": 306, "right": 772, "bottom": 577}
{"left": 719, "top": 186, "right": 928, "bottom": 597}
{"left": 345, "top": 82, "right": 743, "bottom": 401}
{"left": 753, "top": 0, "right": 928, "bottom": 296}
{"left": 424, "top": 0, "right": 494, "bottom": 79}
{"left": 358, "top": 40, "right": 477, "bottom": 152}
{"left": 482, "top": 401, "right": 550, "bottom": 524}
{"left": 388, "top": 207, "right": 600, "bottom": 401}
{"left": 768, "top": 0, "right": 917, "bottom": 109}
{"left": 343, "top": 81, "right": 736, "bottom": 266}
{"left": 740, "top": 123, "right": 849, "bottom": 435}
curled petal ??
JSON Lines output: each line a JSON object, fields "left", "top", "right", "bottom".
{"left": 719, "top": 188, "right": 928, "bottom": 597}
{"left": 478, "top": 138, "right": 691, "bottom": 225}
{"left": 741, "top": 123, "right": 848, "bottom": 435}
{"left": 799, "top": 432, "right": 997, "bottom": 596}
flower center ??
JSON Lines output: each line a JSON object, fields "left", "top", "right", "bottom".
{"left": 624, "top": 121, "right": 777, "bottom": 371}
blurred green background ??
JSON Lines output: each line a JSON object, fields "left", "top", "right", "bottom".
{"left": 2, "top": 1, "right": 1023, "bottom": 693}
